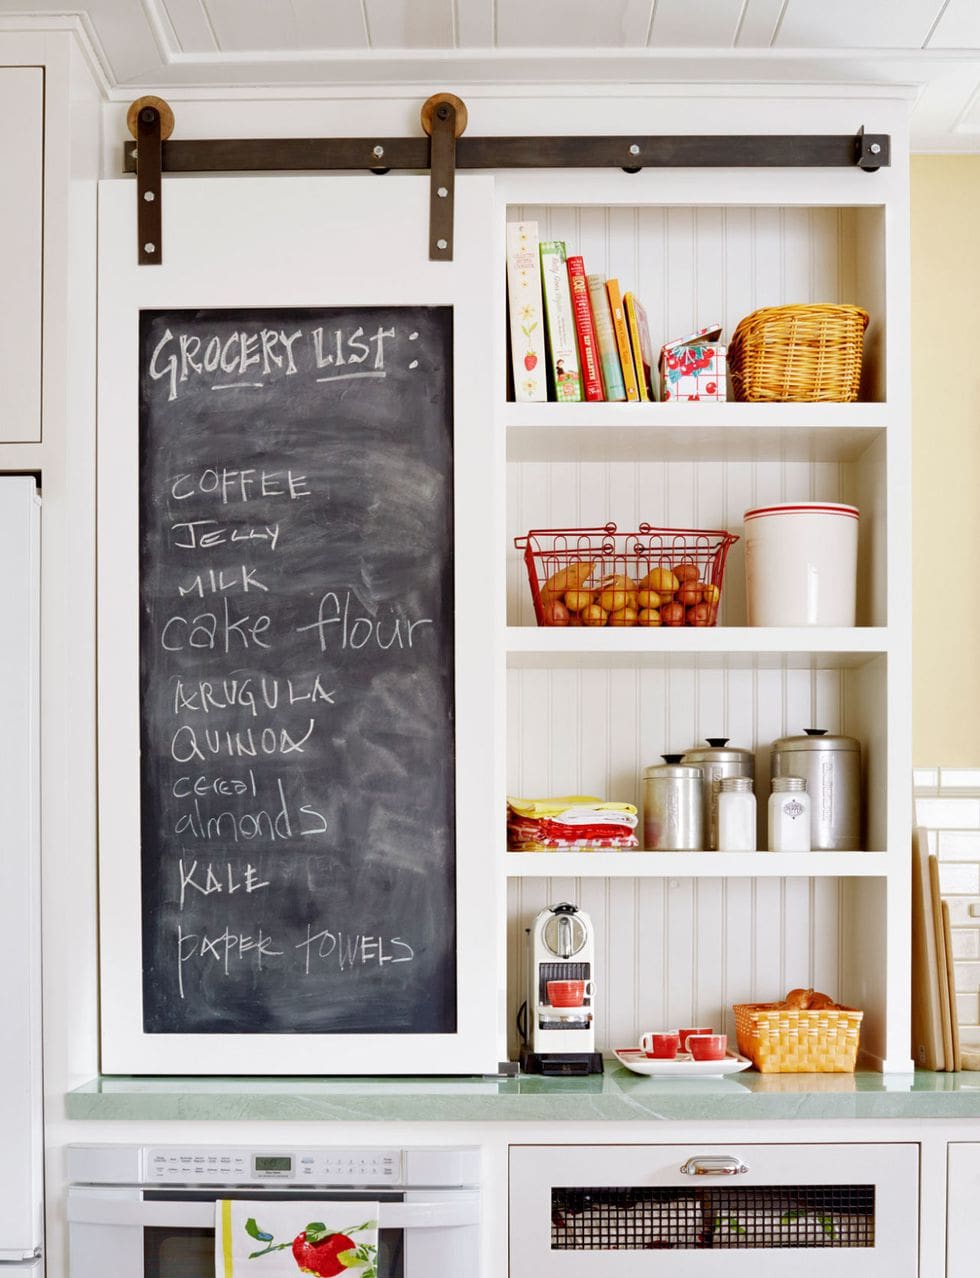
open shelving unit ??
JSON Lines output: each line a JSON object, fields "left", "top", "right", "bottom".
{"left": 494, "top": 138, "right": 912, "bottom": 1071}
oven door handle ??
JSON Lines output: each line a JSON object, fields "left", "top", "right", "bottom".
{"left": 66, "top": 1194, "right": 479, "bottom": 1230}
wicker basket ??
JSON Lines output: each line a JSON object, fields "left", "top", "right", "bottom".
{"left": 728, "top": 304, "right": 869, "bottom": 403}
{"left": 733, "top": 1002, "right": 863, "bottom": 1073}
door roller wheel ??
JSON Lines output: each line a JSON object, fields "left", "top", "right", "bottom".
{"left": 420, "top": 93, "right": 468, "bottom": 138}
{"left": 127, "top": 95, "right": 175, "bottom": 141}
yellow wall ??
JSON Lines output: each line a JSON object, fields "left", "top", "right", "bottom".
{"left": 912, "top": 156, "right": 980, "bottom": 765}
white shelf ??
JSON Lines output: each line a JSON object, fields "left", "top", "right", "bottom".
{"left": 506, "top": 626, "right": 889, "bottom": 669}
{"left": 505, "top": 402, "right": 888, "bottom": 463}
{"left": 504, "top": 851, "right": 890, "bottom": 878}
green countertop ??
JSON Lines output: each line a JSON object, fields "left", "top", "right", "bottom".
{"left": 66, "top": 1067, "right": 980, "bottom": 1122}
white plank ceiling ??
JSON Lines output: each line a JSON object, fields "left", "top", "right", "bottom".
{"left": 3, "top": 0, "right": 980, "bottom": 147}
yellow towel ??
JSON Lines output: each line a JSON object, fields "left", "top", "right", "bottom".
{"left": 508, "top": 795, "right": 638, "bottom": 817}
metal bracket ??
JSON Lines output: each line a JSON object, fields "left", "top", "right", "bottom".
{"left": 122, "top": 94, "right": 891, "bottom": 262}
{"left": 136, "top": 108, "right": 162, "bottom": 264}
{"left": 856, "top": 125, "right": 889, "bottom": 173}
{"left": 422, "top": 93, "right": 467, "bottom": 262}
{"left": 129, "top": 96, "right": 174, "bottom": 265}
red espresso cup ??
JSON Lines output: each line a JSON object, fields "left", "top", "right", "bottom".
{"left": 678, "top": 1026, "right": 713, "bottom": 1052}
{"left": 546, "top": 979, "right": 594, "bottom": 1008}
{"left": 687, "top": 1033, "right": 728, "bottom": 1061}
{"left": 639, "top": 1030, "right": 681, "bottom": 1059}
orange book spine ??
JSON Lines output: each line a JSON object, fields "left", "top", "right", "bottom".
{"left": 605, "top": 279, "right": 639, "bottom": 401}
{"left": 566, "top": 256, "right": 604, "bottom": 401}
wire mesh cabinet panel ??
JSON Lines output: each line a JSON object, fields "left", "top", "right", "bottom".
{"left": 509, "top": 1144, "right": 918, "bottom": 1276}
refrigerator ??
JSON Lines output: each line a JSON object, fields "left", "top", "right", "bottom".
{"left": 0, "top": 477, "right": 43, "bottom": 1274}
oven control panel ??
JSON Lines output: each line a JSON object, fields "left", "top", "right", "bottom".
{"left": 144, "top": 1147, "right": 403, "bottom": 1185}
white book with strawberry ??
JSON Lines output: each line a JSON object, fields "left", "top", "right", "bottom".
{"left": 506, "top": 221, "right": 547, "bottom": 402}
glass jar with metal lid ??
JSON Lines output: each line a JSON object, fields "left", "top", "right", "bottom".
{"left": 770, "top": 728, "right": 861, "bottom": 851}
{"left": 642, "top": 755, "right": 703, "bottom": 851}
{"left": 680, "top": 738, "right": 756, "bottom": 851}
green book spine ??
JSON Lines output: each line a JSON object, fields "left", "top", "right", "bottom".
{"left": 539, "top": 241, "right": 582, "bottom": 402}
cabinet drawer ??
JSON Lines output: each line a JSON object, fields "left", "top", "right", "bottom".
{"left": 947, "top": 1143, "right": 980, "bottom": 1278}
{"left": 510, "top": 1143, "right": 918, "bottom": 1276}
{"left": 0, "top": 66, "right": 42, "bottom": 442}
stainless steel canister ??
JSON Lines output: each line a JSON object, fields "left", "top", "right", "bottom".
{"left": 770, "top": 728, "right": 861, "bottom": 851}
{"left": 680, "top": 738, "right": 756, "bottom": 851}
{"left": 643, "top": 756, "right": 703, "bottom": 851}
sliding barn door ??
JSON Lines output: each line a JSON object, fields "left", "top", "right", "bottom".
{"left": 98, "top": 176, "right": 499, "bottom": 1074}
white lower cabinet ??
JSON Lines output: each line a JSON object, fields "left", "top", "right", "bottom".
{"left": 0, "top": 66, "right": 42, "bottom": 442}
{"left": 509, "top": 1143, "right": 919, "bottom": 1275}
{"left": 946, "top": 1143, "right": 980, "bottom": 1277}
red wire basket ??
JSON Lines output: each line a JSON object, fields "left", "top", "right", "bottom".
{"left": 514, "top": 523, "right": 740, "bottom": 627}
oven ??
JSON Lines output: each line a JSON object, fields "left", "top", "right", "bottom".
{"left": 67, "top": 1144, "right": 480, "bottom": 1278}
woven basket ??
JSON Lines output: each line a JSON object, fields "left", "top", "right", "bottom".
{"left": 728, "top": 304, "right": 869, "bottom": 403}
{"left": 733, "top": 1002, "right": 863, "bottom": 1073}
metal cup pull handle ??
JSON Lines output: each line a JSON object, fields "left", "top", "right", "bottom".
{"left": 679, "top": 1155, "right": 749, "bottom": 1177}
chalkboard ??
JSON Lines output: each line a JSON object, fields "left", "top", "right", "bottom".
{"left": 138, "top": 306, "right": 456, "bottom": 1035}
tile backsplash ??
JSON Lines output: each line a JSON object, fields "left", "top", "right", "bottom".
{"left": 915, "top": 768, "right": 980, "bottom": 1047}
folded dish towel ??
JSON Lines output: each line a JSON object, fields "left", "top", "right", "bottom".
{"left": 709, "top": 1207, "right": 873, "bottom": 1248}
{"left": 215, "top": 1201, "right": 379, "bottom": 1278}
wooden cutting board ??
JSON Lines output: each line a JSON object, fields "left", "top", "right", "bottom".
{"left": 942, "top": 898, "right": 962, "bottom": 1072}
{"left": 911, "top": 830, "right": 945, "bottom": 1070}
{"left": 929, "top": 851, "right": 955, "bottom": 1071}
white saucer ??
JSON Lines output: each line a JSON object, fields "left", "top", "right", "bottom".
{"left": 614, "top": 1048, "right": 752, "bottom": 1078}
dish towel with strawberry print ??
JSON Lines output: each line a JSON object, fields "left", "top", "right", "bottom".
{"left": 215, "top": 1200, "right": 379, "bottom": 1278}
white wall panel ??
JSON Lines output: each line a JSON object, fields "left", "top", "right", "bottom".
{"left": 507, "top": 875, "right": 845, "bottom": 1058}
{"left": 927, "top": 0, "right": 980, "bottom": 48}
{"left": 203, "top": 0, "right": 367, "bottom": 50}
{"left": 0, "top": 68, "right": 42, "bottom": 443}
{"left": 507, "top": 457, "right": 847, "bottom": 624}
{"left": 364, "top": 0, "right": 454, "bottom": 47}
{"left": 454, "top": 0, "right": 495, "bottom": 45}
{"left": 160, "top": 0, "right": 218, "bottom": 52}
{"left": 509, "top": 201, "right": 880, "bottom": 386}
{"left": 495, "top": 0, "right": 652, "bottom": 48}
{"left": 507, "top": 664, "right": 853, "bottom": 813}
{"left": 734, "top": 0, "right": 787, "bottom": 46}
{"left": 775, "top": 0, "right": 940, "bottom": 48}
{"left": 647, "top": 0, "right": 744, "bottom": 47}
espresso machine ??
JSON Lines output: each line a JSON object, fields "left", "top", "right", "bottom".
{"left": 518, "top": 902, "right": 603, "bottom": 1075}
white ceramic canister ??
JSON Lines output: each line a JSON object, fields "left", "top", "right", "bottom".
{"left": 744, "top": 502, "right": 860, "bottom": 626}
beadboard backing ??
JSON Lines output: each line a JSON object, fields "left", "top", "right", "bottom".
{"left": 507, "top": 453, "right": 885, "bottom": 627}
{"left": 509, "top": 202, "right": 885, "bottom": 401}
{"left": 507, "top": 875, "right": 843, "bottom": 1060}
{"left": 506, "top": 657, "right": 888, "bottom": 1060}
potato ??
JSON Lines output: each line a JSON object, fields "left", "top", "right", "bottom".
{"left": 608, "top": 606, "right": 638, "bottom": 626}
{"left": 580, "top": 603, "right": 608, "bottom": 626}
{"left": 541, "top": 560, "right": 594, "bottom": 598}
{"left": 640, "top": 567, "right": 679, "bottom": 596}
{"left": 637, "top": 607, "right": 661, "bottom": 626}
{"left": 541, "top": 598, "right": 570, "bottom": 626}
{"left": 686, "top": 602, "right": 712, "bottom": 626}
{"left": 637, "top": 588, "right": 662, "bottom": 610}
{"left": 563, "top": 589, "right": 593, "bottom": 612}
{"left": 701, "top": 582, "right": 721, "bottom": 607}
{"left": 673, "top": 561, "right": 700, "bottom": 584}
{"left": 677, "top": 580, "right": 703, "bottom": 607}
{"left": 660, "top": 601, "right": 685, "bottom": 626}
{"left": 599, "top": 587, "right": 637, "bottom": 612}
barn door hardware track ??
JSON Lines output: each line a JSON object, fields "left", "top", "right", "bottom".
{"left": 126, "top": 93, "right": 890, "bottom": 266}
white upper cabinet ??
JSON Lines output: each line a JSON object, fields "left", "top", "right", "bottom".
{"left": 0, "top": 66, "right": 42, "bottom": 443}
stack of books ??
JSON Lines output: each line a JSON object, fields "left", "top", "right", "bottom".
{"left": 506, "top": 221, "right": 655, "bottom": 404}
